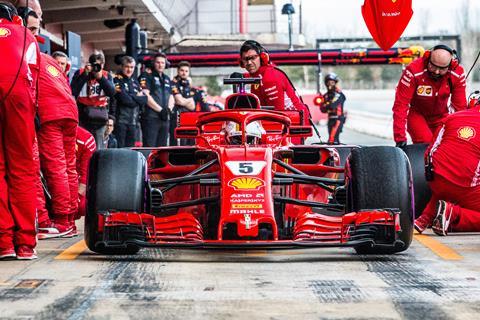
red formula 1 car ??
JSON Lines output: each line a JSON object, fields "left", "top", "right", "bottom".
{"left": 85, "top": 77, "right": 414, "bottom": 255}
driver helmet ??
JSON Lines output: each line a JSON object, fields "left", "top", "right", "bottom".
{"left": 224, "top": 121, "right": 265, "bottom": 145}
{"left": 324, "top": 72, "right": 339, "bottom": 86}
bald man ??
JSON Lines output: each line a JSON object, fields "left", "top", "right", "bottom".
{"left": 392, "top": 45, "right": 467, "bottom": 147}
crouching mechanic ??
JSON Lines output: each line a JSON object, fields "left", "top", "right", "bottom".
{"left": 414, "top": 104, "right": 480, "bottom": 236}
{"left": 392, "top": 45, "right": 467, "bottom": 147}
{"left": 320, "top": 73, "right": 346, "bottom": 144}
{"left": 240, "top": 40, "right": 311, "bottom": 129}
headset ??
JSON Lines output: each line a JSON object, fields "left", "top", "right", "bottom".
{"left": 239, "top": 40, "right": 270, "bottom": 68}
{"left": 0, "top": 2, "right": 23, "bottom": 25}
{"left": 424, "top": 44, "right": 459, "bottom": 70}
{"left": 17, "top": 6, "right": 37, "bottom": 26}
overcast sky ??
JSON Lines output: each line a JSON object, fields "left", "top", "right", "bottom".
{"left": 298, "top": 0, "right": 480, "bottom": 42}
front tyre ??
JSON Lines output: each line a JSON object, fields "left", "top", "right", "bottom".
{"left": 347, "top": 146, "right": 414, "bottom": 254}
{"left": 85, "top": 149, "right": 146, "bottom": 255}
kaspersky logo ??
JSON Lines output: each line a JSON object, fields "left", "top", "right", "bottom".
{"left": 46, "top": 65, "right": 60, "bottom": 77}
{"left": 0, "top": 27, "right": 11, "bottom": 37}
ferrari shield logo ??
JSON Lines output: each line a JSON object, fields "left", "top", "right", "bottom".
{"left": 46, "top": 65, "right": 60, "bottom": 77}
{"left": 0, "top": 27, "right": 11, "bottom": 37}
{"left": 229, "top": 177, "right": 264, "bottom": 190}
{"left": 457, "top": 126, "right": 476, "bottom": 141}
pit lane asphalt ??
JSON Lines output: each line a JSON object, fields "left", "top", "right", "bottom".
{"left": 1, "top": 128, "right": 479, "bottom": 320}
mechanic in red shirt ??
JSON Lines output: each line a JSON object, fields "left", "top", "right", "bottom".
{"left": 414, "top": 104, "right": 480, "bottom": 236}
{"left": 36, "top": 52, "right": 79, "bottom": 238}
{"left": 240, "top": 40, "right": 311, "bottom": 126}
{"left": 76, "top": 126, "right": 96, "bottom": 224}
{"left": 0, "top": 3, "right": 40, "bottom": 260}
{"left": 392, "top": 45, "right": 467, "bottom": 147}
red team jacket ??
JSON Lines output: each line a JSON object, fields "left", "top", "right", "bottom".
{"left": 392, "top": 56, "right": 467, "bottom": 142}
{"left": 427, "top": 105, "right": 480, "bottom": 188}
{"left": 76, "top": 127, "right": 96, "bottom": 185}
{"left": 0, "top": 18, "right": 40, "bottom": 90}
{"left": 37, "top": 53, "right": 78, "bottom": 124}
{"left": 246, "top": 65, "right": 311, "bottom": 124}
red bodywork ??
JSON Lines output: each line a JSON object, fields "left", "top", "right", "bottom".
{"left": 98, "top": 93, "right": 400, "bottom": 249}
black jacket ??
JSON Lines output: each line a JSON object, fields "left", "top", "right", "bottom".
{"left": 113, "top": 73, "right": 148, "bottom": 126}
{"left": 139, "top": 71, "right": 172, "bottom": 120}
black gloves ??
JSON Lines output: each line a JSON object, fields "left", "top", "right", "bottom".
{"left": 395, "top": 141, "right": 407, "bottom": 148}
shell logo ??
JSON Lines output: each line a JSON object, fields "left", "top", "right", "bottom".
{"left": 457, "top": 126, "right": 476, "bottom": 141}
{"left": 0, "top": 27, "right": 11, "bottom": 37}
{"left": 46, "top": 65, "right": 60, "bottom": 77}
{"left": 229, "top": 177, "right": 264, "bottom": 190}
{"left": 417, "top": 87, "right": 424, "bottom": 94}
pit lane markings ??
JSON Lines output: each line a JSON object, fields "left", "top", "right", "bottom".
{"left": 414, "top": 234, "right": 463, "bottom": 260}
{"left": 55, "top": 240, "right": 87, "bottom": 260}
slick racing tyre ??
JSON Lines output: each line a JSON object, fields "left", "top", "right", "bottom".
{"left": 401, "top": 143, "right": 431, "bottom": 218}
{"left": 85, "top": 149, "right": 146, "bottom": 255}
{"left": 347, "top": 146, "right": 414, "bottom": 254}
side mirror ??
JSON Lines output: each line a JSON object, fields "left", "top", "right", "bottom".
{"left": 175, "top": 127, "right": 199, "bottom": 139}
{"left": 288, "top": 126, "right": 312, "bottom": 138}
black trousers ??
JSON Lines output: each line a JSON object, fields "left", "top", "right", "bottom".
{"left": 115, "top": 123, "right": 137, "bottom": 148}
{"left": 142, "top": 118, "right": 169, "bottom": 147}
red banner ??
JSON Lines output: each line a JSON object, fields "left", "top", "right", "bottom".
{"left": 362, "top": 0, "right": 413, "bottom": 51}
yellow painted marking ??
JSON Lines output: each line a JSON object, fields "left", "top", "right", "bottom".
{"left": 0, "top": 282, "right": 10, "bottom": 286}
{"left": 414, "top": 234, "right": 463, "bottom": 260}
{"left": 54, "top": 240, "right": 87, "bottom": 260}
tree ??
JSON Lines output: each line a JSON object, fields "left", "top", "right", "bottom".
{"left": 205, "top": 76, "right": 222, "bottom": 96}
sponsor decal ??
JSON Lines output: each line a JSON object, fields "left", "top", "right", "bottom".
{"left": 0, "top": 27, "right": 11, "bottom": 37}
{"left": 232, "top": 204, "right": 263, "bottom": 209}
{"left": 457, "top": 126, "right": 476, "bottom": 141}
{"left": 416, "top": 85, "right": 433, "bottom": 97}
{"left": 46, "top": 65, "right": 60, "bottom": 77}
{"left": 226, "top": 161, "right": 266, "bottom": 176}
{"left": 230, "top": 209, "right": 265, "bottom": 214}
{"left": 244, "top": 214, "right": 251, "bottom": 229}
{"left": 229, "top": 177, "right": 264, "bottom": 190}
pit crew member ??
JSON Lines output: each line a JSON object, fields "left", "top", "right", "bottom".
{"left": 414, "top": 104, "right": 480, "bottom": 236}
{"left": 0, "top": 2, "right": 40, "bottom": 259}
{"left": 392, "top": 45, "right": 467, "bottom": 147}
{"left": 240, "top": 40, "right": 311, "bottom": 126}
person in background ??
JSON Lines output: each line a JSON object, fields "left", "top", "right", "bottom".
{"left": 51, "top": 51, "right": 70, "bottom": 76}
{"left": 71, "top": 52, "right": 115, "bottom": 149}
{"left": 103, "top": 115, "right": 118, "bottom": 149}
{"left": 171, "top": 61, "right": 195, "bottom": 146}
{"left": 138, "top": 53, "right": 174, "bottom": 147}
{"left": 392, "top": 45, "right": 467, "bottom": 147}
{"left": 113, "top": 56, "right": 159, "bottom": 147}
{"left": 320, "top": 73, "right": 346, "bottom": 144}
